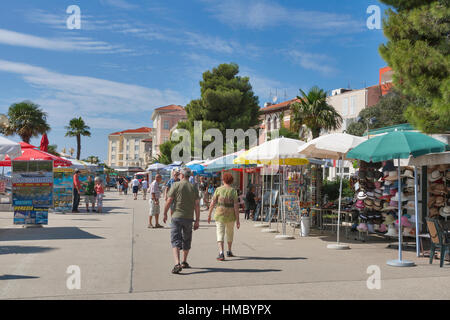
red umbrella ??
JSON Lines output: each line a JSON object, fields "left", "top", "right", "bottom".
{"left": 40, "top": 134, "right": 49, "bottom": 152}
{"left": 19, "top": 142, "right": 38, "bottom": 149}
{"left": 0, "top": 148, "right": 72, "bottom": 167}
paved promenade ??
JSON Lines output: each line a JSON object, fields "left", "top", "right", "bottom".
{"left": 0, "top": 190, "right": 449, "bottom": 300}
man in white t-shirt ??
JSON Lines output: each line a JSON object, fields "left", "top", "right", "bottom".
{"left": 131, "top": 175, "right": 140, "bottom": 200}
{"left": 141, "top": 178, "right": 149, "bottom": 200}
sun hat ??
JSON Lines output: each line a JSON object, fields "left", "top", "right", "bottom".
{"left": 430, "top": 183, "right": 446, "bottom": 195}
{"left": 385, "top": 224, "right": 398, "bottom": 237}
{"left": 392, "top": 192, "right": 408, "bottom": 202}
{"left": 435, "top": 196, "right": 445, "bottom": 207}
{"left": 384, "top": 179, "right": 392, "bottom": 186}
{"left": 429, "top": 207, "right": 439, "bottom": 217}
{"left": 366, "top": 191, "right": 375, "bottom": 199}
{"left": 439, "top": 206, "right": 450, "bottom": 219}
{"left": 428, "top": 170, "right": 443, "bottom": 182}
{"left": 357, "top": 223, "right": 368, "bottom": 232}
{"left": 357, "top": 191, "right": 367, "bottom": 200}
{"left": 438, "top": 164, "right": 447, "bottom": 172}
{"left": 402, "top": 169, "right": 414, "bottom": 179}
{"left": 384, "top": 215, "right": 396, "bottom": 225}
{"left": 385, "top": 171, "right": 399, "bottom": 181}
{"left": 396, "top": 216, "right": 412, "bottom": 228}
{"left": 355, "top": 200, "right": 365, "bottom": 209}
{"left": 378, "top": 224, "right": 387, "bottom": 233}
{"left": 406, "top": 201, "right": 415, "bottom": 209}
{"left": 406, "top": 179, "right": 415, "bottom": 188}
{"left": 408, "top": 214, "right": 416, "bottom": 223}
{"left": 367, "top": 223, "right": 375, "bottom": 233}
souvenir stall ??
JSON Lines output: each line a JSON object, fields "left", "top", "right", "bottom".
{"left": 347, "top": 130, "right": 448, "bottom": 267}
{"left": 0, "top": 136, "right": 21, "bottom": 209}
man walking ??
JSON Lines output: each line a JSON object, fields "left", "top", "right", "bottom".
{"left": 149, "top": 174, "right": 163, "bottom": 228}
{"left": 163, "top": 167, "right": 200, "bottom": 274}
{"left": 72, "top": 169, "right": 81, "bottom": 213}
{"left": 141, "top": 177, "right": 148, "bottom": 200}
{"left": 131, "top": 175, "right": 140, "bottom": 200}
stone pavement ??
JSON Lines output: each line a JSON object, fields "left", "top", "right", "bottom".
{"left": 0, "top": 190, "right": 449, "bottom": 300}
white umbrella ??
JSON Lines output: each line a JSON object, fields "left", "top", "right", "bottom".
{"left": 244, "top": 138, "right": 308, "bottom": 238}
{"left": 0, "top": 136, "right": 21, "bottom": 160}
{"left": 146, "top": 163, "right": 167, "bottom": 171}
{"left": 297, "top": 133, "right": 366, "bottom": 250}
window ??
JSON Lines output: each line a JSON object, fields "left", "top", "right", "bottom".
{"left": 111, "top": 155, "right": 115, "bottom": 160}
{"left": 342, "top": 98, "right": 349, "bottom": 116}
{"left": 267, "top": 119, "right": 271, "bottom": 132}
{"left": 135, "top": 145, "right": 140, "bottom": 152}
{"left": 111, "top": 147, "right": 116, "bottom": 153}
{"left": 134, "top": 154, "right": 139, "bottom": 160}
{"left": 164, "top": 120, "right": 170, "bottom": 130}
{"left": 350, "top": 96, "right": 356, "bottom": 115}
{"left": 273, "top": 117, "right": 278, "bottom": 130}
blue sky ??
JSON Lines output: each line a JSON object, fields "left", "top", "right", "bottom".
{"left": 0, "top": 0, "right": 389, "bottom": 161}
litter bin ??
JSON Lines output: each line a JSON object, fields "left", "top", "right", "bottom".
{"left": 300, "top": 216, "right": 311, "bottom": 237}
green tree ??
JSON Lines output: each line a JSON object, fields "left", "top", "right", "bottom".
{"left": 290, "top": 86, "right": 342, "bottom": 139}
{"left": 47, "top": 144, "right": 60, "bottom": 156}
{"left": 2, "top": 101, "right": 50, "bottom": 143}
{"left": 65, "top": 117, "right": 91, "bottom": 160}
{"left": 346, "top": 89, "right": 409, "bottom": 136}
{"left": 379, "top": 0, "right": 450, "bottom": 133}
{"left": 83, "top": 156, "right": 99, "bottom": 164}
{"left": 160, "top": 63, "right": 261, "bottom": 161}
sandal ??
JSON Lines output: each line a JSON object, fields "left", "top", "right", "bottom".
{"left": 181, "top": 262, "right": 191, "bottom": 269}
{"left": 172, "top": 264, "right": 182, "bottom": 274}
{"left": 226, "top": 251, "right": 234, "bottom": 257}
{"left": 155, "top": 224, "right": 164, "bottom": 228}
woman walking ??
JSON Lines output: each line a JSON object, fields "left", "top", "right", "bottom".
{"left": 207, "top": 172, "right": 240, "bottom": 261}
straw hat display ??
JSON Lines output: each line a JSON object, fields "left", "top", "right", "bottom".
{"left": 385, "top": 224, "right": 398, "bottom": 237}
{"left": 384, "top": 214, "right": 396, "bottom": 225}
{"left": 357, "top": 191, "right": 367, "bottom": 200}
{"left": 385, "top": 171, "right": 399, "bottom": 181}
{"left": 439, "top": 206, "right": 450, "bottom": 219}
{"left": 402, "top": 169, "right": 414, "bottom": 179}
{"left": 428, "top": 170, "right": 443, "bottom": 182}
{"left": 429, "top": 207, "right": 439, "bottom": 217}
{"left": 392, "top": 192, "right": 408, "bottom": 202}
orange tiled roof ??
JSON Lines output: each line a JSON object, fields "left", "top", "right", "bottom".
{"left": 155, "top": 105, "right": 185, "bottom": 112}
{"left": 110, "top": 127, "right": 152, "bottom": 136}
{"left": 260, "top": 98, "right": 301, "bottom": 113}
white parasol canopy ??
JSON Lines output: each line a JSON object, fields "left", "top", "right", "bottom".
{"left": 244, "top": 137, "right": 307, "bottom": 163}
{"left": 146, "top": 163, "right": 167, "bottom": 171}
{"left": 0, "top": 136, "right": 21, "bottom": 161}
{"left": 297, "top": 133, "right": 367, "bottom": 160}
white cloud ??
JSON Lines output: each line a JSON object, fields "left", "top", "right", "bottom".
{"left": 282, "top": 49, "right": 337, "bottom": 75}
{"left": 0, "top": 59, "right": 186, "bottom": 129}
{"left": 203, "top": 0, "right": 364, "bottom": 32}
{"left": 99, "top": 0, "right": 138, "bottom": 10}
{"left": 0, "top": 28, "right": 130, "bottom": 54}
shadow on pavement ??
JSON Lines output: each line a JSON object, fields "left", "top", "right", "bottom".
{"left": 183, "top": 267, "right": 282, "bottom": 275}
{"left": 0, "top": 245, "right": 57, "bottom": 255}
{"left": 230, "top": 256, "right": 307, "bottom": 261}
{"left": 0, "top": 227, "right": 104, "bottom": 241}
{"left": 0, "top": 274, "right": 39, "bottom": 280}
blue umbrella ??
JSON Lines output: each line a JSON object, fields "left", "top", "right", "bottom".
{"left": 187, "top": 164, "right": 205, "bottom": 175}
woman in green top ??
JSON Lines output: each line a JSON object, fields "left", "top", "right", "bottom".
{"left": 207, "top": 172, "right": 240, "bottom": 261}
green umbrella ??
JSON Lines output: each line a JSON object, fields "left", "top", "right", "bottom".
{"left": 346, "top": 131, "right": 448, "bottom": 162}
{"left": 347, "top": 130, "right": 448, "bottom": 268}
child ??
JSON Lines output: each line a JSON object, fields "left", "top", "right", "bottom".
{"left": 94, "top": 177, "right": 105, "bottom": 213}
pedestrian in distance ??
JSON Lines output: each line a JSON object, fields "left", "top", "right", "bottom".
{"left": 141, "top": 177, "right": 148, "bottom": 200}
{"left": 208, "top": 172, "right": 240, "bottom": 261}
{"left": 131, "top": 175, "right": 140, "bottom": 200}
{"left": 123, "top": 177, "right": 129, "bottom": 195}
{"left": 95, "top": 177, "right": 105, "bottom": 213}
{"left": 149, "top": 174, "right": 163, "bottom": 228}
{"left": 84, "top": 175, "right": 96, "bottom": 213}
{"left": 163, "top": 167, "right": 200, "bottom": 274}
{"left": 245, "top": 186, "right": 257, "bottom": 220}
{"left": 72, "top": 169, "right": 81, "bottom": 213}
{"left": 118, "top": 176, "right": 124, "bottom": 195}
{"left": 165, "top": 170, "right": 180, "bottom": 216}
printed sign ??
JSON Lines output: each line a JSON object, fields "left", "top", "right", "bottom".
{"left": 12, "top": 160, "right": 53, "bottom": 225}
{"left": 53, "top": 168, "right": 73, "bottom": 213}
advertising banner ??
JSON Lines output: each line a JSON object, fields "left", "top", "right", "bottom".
{"left": 12, "top": 160, "right": 53, "bottom": 225}
{"left": 53, "top": 167, "right": 73, "bottom": 213}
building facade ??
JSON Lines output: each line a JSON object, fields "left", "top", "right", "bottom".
{"left": 107, "top": 127, "right": 152, "bottom": 169}
{"left": 151, "top": 105, "right": 187, "bottom": 156}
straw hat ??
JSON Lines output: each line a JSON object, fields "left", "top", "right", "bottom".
{"left": 384, "top": 215, "right": 396, "bottom": 225}
{"left": 438, "top": 164, "right": 447, "bottom": 172}
{"left": 428, "top": 170, "right": 443, "bottom": 182}
{"left": 392, "top": 192, "right": 407, "bottom": 202}
{"left": 401, "top": 169, "right": 414, "bottom": 179}
{"left": 357, "top": 191, "right": 367, "bottom": 200}
{"left": 357, "top": 223, "right": 368, "bottom": 232}
{"left": 385, "top": 224, "right": 398, "bottom": 237}
{"left": 435, "top": 196, "right": 445, "bottom": 207}
{"left": 406, "top": 201, "right": 415, "bottom": 209}
{"left": 385, "top": 171, "right": 399, "bottom": 181}
{"left": 366, "top": 191, "right": 375, "bottom": 199}
{"left": 428, "top": 196, "right": 436, "bottom": 208}
{"left": 429, "top": 207, "right": 439, "bottom": 217}
{"left": 406, "top": 179, "right": 415, "bottom": 188}
{"left": 439, "top": 206, "right": 450, "bottom": 219}
{"left": 430, "top": 183, "right": 446, "bottom": 195}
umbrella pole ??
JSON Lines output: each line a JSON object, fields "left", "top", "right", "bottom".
{"left": 327, "top": 156, "right": 350, "bottom": 250}
{"left": 269, "top": 166, "right": 273, "bottom": 226}
{"left": 414, "top": 166, "right": 419, "bottom": 257}
{"left": 387, "top": 158, "right": 415, "bottom": 267}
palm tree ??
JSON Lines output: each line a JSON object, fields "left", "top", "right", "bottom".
{"left": 65, "top": 117, "right": 91, "bottom": 160}
{"left": 47, "top": 144, "right": 60, "bottom": 156}
{"left": 3, "top": 101, "right": 50, "bottom": 143}
{"left": 84, "top": 155, "right": 99, "bottom": 164}
{"left": 290, "top": 86, "right": 342, "bottom": 139}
